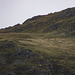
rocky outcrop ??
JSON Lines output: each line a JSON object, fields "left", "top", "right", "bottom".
{"left": 0, "top": 56, "right": 5, "bottom": 64}
{"left": 3, "top": 71, "right": 16, "bottom": 75}
{"left": 0, "top": 40, "right": 16, "bottom": 49}
{"left": 27, "top": 68, "right": 49, "bottom": 75}
{"left": 14, "top": 48, "right": 39, "bottom": 59}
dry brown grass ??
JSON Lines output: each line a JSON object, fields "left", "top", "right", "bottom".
{"left": 19, "top": 38, "right": 75, "bottom": 50}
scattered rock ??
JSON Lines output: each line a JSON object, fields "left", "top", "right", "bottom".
{"left": 70, "top": 33, "right": 75, "bottom": 36}
{"left": 14, "top": 49, "right": 39, "bottom": 59}
{"left": 33, "top": 59, "right": 48, "bottom": 64}
{"left": 12, "top": 59, "right": 24, "bottom": 65}
{"left": 3, "top": 71, "right": 16, "bottom": 75}
{"left": 0, "top": 56, "right": 5, "bottom": 64}
{"left": 0, "top": 40, "right": 16, "bottom": 49}
{"left": 28, "top": 68, "right": 50, "bottom": 75}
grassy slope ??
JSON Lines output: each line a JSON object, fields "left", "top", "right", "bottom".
{"left": 0, "top": 33, "right": 75, "bottom": 75}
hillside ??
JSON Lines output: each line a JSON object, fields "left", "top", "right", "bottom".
{"left": 0, "top": 7, "right": 75, "bottom": 37}
{"left": 0, "top": 7, "right": 75, "bottom": 75}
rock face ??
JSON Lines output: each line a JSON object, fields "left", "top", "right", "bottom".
{"left": 14, "top": 48, "right": 39, "bottom": 59}
{"left": 3, "top": 71, "right": 16, "bottom": 75}
{"left": 44, "top": 23, "right": 61, "bottom": 32}
{"left": 0, "top": 40, "right": 16, "bottom": 49}
{"left": 0, "top": 56, "right": 5, "bottom": 64}
{"left": 28, "top": 68, "right": 49, "bottom": 75}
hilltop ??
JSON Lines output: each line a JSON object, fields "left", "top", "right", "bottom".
{"left": 0, "top": 7, "right": 75, "bottom": 37}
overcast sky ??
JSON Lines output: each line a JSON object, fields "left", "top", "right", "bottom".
{"left": 0, "top": 0, "right": 75, "bottom": 28}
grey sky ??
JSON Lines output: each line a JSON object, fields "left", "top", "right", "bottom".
{"left": 0, "top": 0, "right": 75, "bottom": 28}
